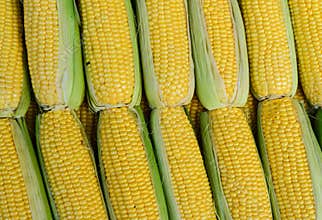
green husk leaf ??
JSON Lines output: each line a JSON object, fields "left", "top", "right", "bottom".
{"left": 58, "top": 0, "right": 84, "bottom": 110}
{"left": 294, "top": 100, "right": 322, "bottom": 219}
{"left": 188, "top": 0, "right": 248, "bottom": 110}
{"left": 312, "top": 108, "right": 322, "bottom": 149}
{"left": 86, "top": 0, "right": 141, "bottom": 111}
{"left": 199, "top": 111, "right": 233, "bottom": 220}
{"left": 97, "top": 107, "right": 168, "bottom": 219}
{"left": 257, "top": 103, "right": 281, "bottom": 220}
{"left": 135, "top": 0, "right": 194, "bottom": 108}
{"left": 36, "top": 110, "right": 108, "bottom": 219}
{"left": 12, "top": 118, "right": 52, "bottom": 219}
{"left": 150, "top": 108, "right": 180, "bottom": 219}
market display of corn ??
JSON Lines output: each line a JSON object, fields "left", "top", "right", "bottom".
{"left": 1, "top": 0, "right": 322, "bottom": 219}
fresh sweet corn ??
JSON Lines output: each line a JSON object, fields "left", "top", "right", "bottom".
{"left": 294, "top": 85, "right": 309, "bottom": 112}
{"left": 0, "top": 0, "right": 29, "bottom": 117}
{"left": 137, "top": 0, "right": 194, "bottom": 107}
{"left": 0, "top": 119, "right": 31, "bottom": 219}
{"left": 239, "top": 0, "right": 297, "bottom": 100}
{"left": 258, "top": 97, "right": 322, "bottom": 219}
{"left": 289, "top": 1, "right": 322, "bottom": 107}
{"left": 188, "top": 0, "right": 248, "bottom": 109}
{"left": 38, "top": 110, "right": 108, "bottom": 219}
{"left": 201, "top": 108, "right": 272, "bottom": 219}
{"left": 98, "top": 107, "right": 167, "bottom": 219}
{"left": 78, "top": 0, "right": 140, "bottom": 108}
{"left": 151, "top": 107, "right": 216, "bottom": 219}
{"left": 24, "top": 0, "right": 84, "bottom": 109}
{"left": 0, "top": 118, "right": 51, "bottom": 219}
{"left": 202, "top": 0, "right": 237, "bottom": 100}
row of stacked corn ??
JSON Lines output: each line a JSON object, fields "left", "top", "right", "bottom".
{"left": 1, "top": 0, "right": 322, "bottom": 219}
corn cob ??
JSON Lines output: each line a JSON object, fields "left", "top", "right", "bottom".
{"left": 288, "top": 1, "right": 322, "bottom": 107}
{"left": 76, "top": 101, "right": 97, "bottom": 148}
{"left": 24, "top": 0, "right": 84, "bottom": 109}
{"left": 200, "top": 108, "right": 272, "bottom": 219}
{"left": 37, "top": 110, "right": 108, "bottom": 219}
{"left": 78, "top": 0, "right": 141, "bottom": 109}
{"left": 258, "top": 97, "right": 322, "bottom": 219}
{"left": 151, "top": 107, "right": 216, "bottom": 219}
{"left": 189, "top": 0, "right": 248, "bottom": 109}
{"left": 239, "top": 0, "right": 297, "bottom": 100}
{"left": 242, "top": 92, "right": 257, "bottom": 132}
{"left": 0, "top": 0, "right": 29, "bottom": 117}
{"left": 0, "top": 118, "right": 51, "bottom": 219}
{"left": 98, "top": 107, "right": 167, "bottom": 219}
{"left": 136, "top": 0, "right": 194, "bottom": 108}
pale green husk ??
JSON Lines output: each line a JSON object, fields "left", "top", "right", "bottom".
{"left": 57, "top": 0, "right": 84, "bottom": 110}
{"left": 12, "top": 118, "right": 52, "bottom": 219}
{"left": 97, "top": 106, "right": 168, "bottom": 219}
{"left": 86, "top": 0, "right": 141, "bottom": 111}
{"left": 35, "top": 110, "right": 108, "bottom": 219}
{"left": 257, "top": 99, "right": 322, "bottom": 219}
{"left": 188, "top": 0, "right": 248, "bottom": 110}
{"left": 135, "top": 0, "right": 194, "bottom": 108}
{"left": 150, "top": 109, "right": 181, "bottom": 219}
{"left": 199, "top": 112, "right": 232, "bottom": 220}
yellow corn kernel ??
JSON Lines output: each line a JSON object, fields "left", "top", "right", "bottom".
{"left": 260, "top": 97, "right": 315, "bottom": 219}
{"left": 242, "top": 92, "right": 258, "bottom": 132}
{"left": 188, "top": 94, "right": 205, "bottom": 136}
{"left": 239, "top": 0, "right": 294, "bottom": 99}
{"left": 76, "top": 101, "right": 97, "bottom": 147}
{"left": 78, "top": 0, "right": 135, "bottom": 106}
{"left": 39, "top": 110, "right": 107, "bottom": 219}
{"left": 0, "top": 118, "right": 31, "bottom": 219}
{"left": 158, "top": 107, "right": 215, "bottom": 218}
{"left": 202, "top": 0, "right": 237, "bottom": 100}
{"left": 209, "top": 108, "right": 272, "bottom": 219}
{"left": 0, "top": 0, "right": 24, "bottom": 111}
{"left": 145, "top": 0, "right": 192, "bottom": 106}
{"left": 289, "top": 1, "right": 322, "bottom": 107}
{"left": 99, "top": 107, "right": 160, "bottom": 219}
{"left": 24, "top": 0, "right": 60, "bottom": 106}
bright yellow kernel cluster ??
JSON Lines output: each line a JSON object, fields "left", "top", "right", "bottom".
{"left": 0, "top": 119, "right": 31, "bottom": 219}
{"left": 187, "top": 94, "right": 204, "bottom": 136}
{"left": 202, "top": 0, "right": 237, "bottom": 101}
{"left": 289, "top": 0, "right": 322, "bottom": 106}
{"left": 260, "top": 98, "right": 315, "bottom": 219}
{"left": 239, "top": 0, "right": 293, "bottom": 99}
{"left": 78, "top": 0, "right": 135, "bottom": 106}
{"left": 210, "top": 108, "right": 272, "bottom": 219}
{"left": 0, "top": 0, "right": 24, "bottom": 111}
{"left": 24, "top": 0, "right": 60, "bottom": 106}
{"left": 99, "top": 107, "right": 159, "bottom": 219}
{"left": 76, "top": 101, "right": 97, "bottom": 147}
{"left": 159, "top": 107, "right": 215, "bottom": 218}
{"left": 146, "top": 0, "right": 191, "bottom": 106}
{"left": 241, "top": 92, "right": 258, "bottom": 132}
{"left": 40, "top": 110, "right": 107, "bottom": 219}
